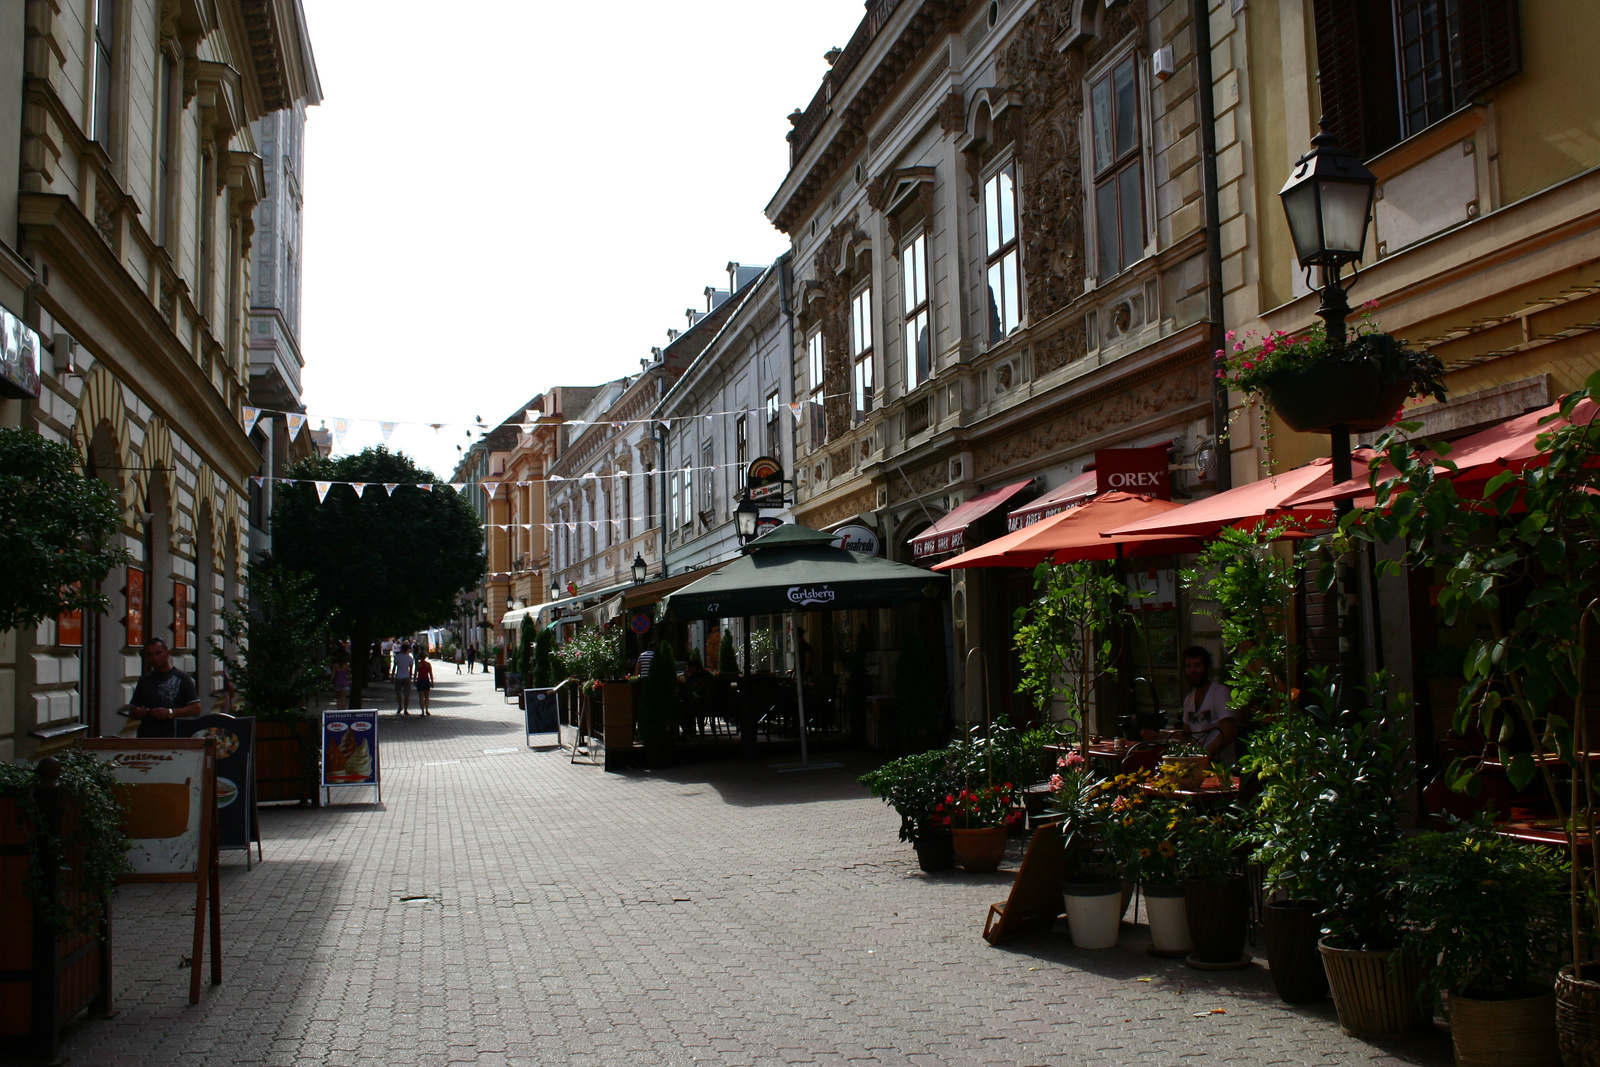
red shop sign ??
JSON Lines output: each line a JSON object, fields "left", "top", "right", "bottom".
{"left": 125, "top": 567, "right": 145, "bottom": 647}
{"left": 1095, "top": 444, "right": 1172, "bottom": 500}
{"left": 173, "top": 581, "right": 189, "bottom": 648}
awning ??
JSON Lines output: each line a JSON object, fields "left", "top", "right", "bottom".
{"left": 532, "top": 578, "right": 635, "bottom": 627}
{"left": 620, "top": 561, "right": 734, "bottom": 612}
{"left": 933, "top": 492, "right": 1200, "bottom": 570}
{"left": 500, "top": 607, "right": 535, "bottom": 629}
{"left": 582, "top": 594, "right": 624, "bottom": 627}
{"left": 909, "top": 478, "right": 1035, "bottom": 559}
{"left": 1007, "top": 471, "right": 1098, "bottom": 531}
{"left": 1100, "top": 455, "right": 1363, "bottom": 541}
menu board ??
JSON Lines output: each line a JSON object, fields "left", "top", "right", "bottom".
{"left": 176, "top": 714, "right": 257, "bottom": 858}
{"left": 84, "top": 738, "right": 213, "bottom": 876}
{"left": 322, "top": 710, "right": 380, "bottom": 802}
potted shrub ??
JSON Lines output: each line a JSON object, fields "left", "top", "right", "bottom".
{"left": 1180, "top": 806, "right": 1249, "bottom": 968}
{"left": 946, "top": 782, "right": 1021, "bottom": 873}
{"left": 1242, "top": 704, "right": 1331, "bottom": 1004}
{"left": 1050, "top": 752, "right": 1124, "bottom": 949}
{"left": 1396, "top": 817, "right": 1566, "bottom": 1067}
{"left": 1100, "top": 768, "right": 1189, "bottom": 956}
{"left": 1215, "top": 311, "right": 1446, "bottom": 440}
{"left": 635, "top": 643, "right": 679, "bottom": 767}
{"left": 859, "top": 749, "right": 961, "bottom": 872}
{"left": 1272, "top": 675, "right": 1424, "bottom": 1039}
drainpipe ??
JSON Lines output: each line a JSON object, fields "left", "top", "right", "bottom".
{"left": 777, "top": 252, "right": 796, "bottom": 482}
{"left": 1194, "top": 0, "right": 1232, "bottom": 491}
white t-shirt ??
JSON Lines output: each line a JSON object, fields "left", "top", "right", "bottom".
{"left": 381, "top": 640, "right": 393, "bottom": 654}
{"left": 392, "top": 651, "right": 414, "bottom": 681}
{"left": 1183, "top": 681, "right": 1236, "bottom": 762}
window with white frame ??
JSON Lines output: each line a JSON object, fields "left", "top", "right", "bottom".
{"left": 680, "top": 466, "right": 693, "bottom": 530}
{"left": 806, "top": 329, "right": 826, "bottom": 448}
{"left": 668, "top": 470, "right": 680, "bottom": 533}
{"left": 765, "top": 391, "right": 781, "bottom": 458}
{"left": 700, "top": 440, "right": 714, "bottom": 515}
{"left": 901, "top": 233, "right": 930, "bottom": 390}
{"left": 851, "top": 287, "right": 874, "bottom": 421}
{"left": 984, "top": 163, "right": 1021, "bottom": 341}
{"left": 1090, "top": 52, "right": 1145, "bottom": 281}
{"left": 91, "top": 0, "right": 114, "bottom": 147}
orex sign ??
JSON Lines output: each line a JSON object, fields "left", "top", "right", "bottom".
{"left": 1094, "top": 444, "right": 1172, "bottom": 500}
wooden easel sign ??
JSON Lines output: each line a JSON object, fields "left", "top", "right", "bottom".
{"left": 82, "top": 738, "right": 221, "bottom": 1004}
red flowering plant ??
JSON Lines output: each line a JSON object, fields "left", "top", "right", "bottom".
{"left": 944, "top": 781, "right": 1024, "bottom": 830}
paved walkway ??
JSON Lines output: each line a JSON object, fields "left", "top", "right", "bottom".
{"left": 47, "top": 668, "right": 1451, "bottom": 1067}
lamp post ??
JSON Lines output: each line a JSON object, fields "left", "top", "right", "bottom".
{"left": 1279, "top": 124, "right": 1378, "bottom": 707}
{"left": 631, "top": 553, "right": 647, "bottom": 584}
{"left": 1278, "top": 124, "right": 1378, "bottom": 503}
{"left": 734, "top": 496, "right": 760, "bottom": 544}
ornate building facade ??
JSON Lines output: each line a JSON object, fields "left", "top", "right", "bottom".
{"left": 1, "top": 0, "right": 319, "bottom": 759}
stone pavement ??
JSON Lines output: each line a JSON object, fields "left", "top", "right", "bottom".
{"left": 44, "top": 668, "right": 1452, "bottom": 1067}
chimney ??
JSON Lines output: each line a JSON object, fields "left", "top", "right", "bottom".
{"left": 704, "top": 286, "right": 730, "bottom": 311}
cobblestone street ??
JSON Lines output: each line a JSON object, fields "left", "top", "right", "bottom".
{"left": 50, "top": 670, "right": 1452, "bottom": 1067}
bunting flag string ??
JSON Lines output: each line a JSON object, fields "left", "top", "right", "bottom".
{"left": 242, "top": 406, "right": 262, "bottom": 436}
{"left": 314, "top": 481, "right": 332, "bottom": 503}
{"left": 285, "top": 413, "right": 307, "bottom": 442}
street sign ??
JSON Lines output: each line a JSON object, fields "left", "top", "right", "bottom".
{"left": 630, "top": 612, "right": 652, "bottom": 634}
{"left": 746, "top": 455, "right": 785, "bottom": 503}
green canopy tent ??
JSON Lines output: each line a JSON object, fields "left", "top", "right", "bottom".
{"left": 659, "top": 523, "right": 948, "bottom": 767}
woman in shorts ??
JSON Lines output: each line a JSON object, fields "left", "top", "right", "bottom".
{"left": 414, "top": 653, "right": 434, "bottom": 715}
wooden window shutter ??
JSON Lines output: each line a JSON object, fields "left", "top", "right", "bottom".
{"left": 1453, "top": 0, "right": 1522, "bottom": 102}
{"left": 1312, "top": 0, "right": 1369, "bottom": 158}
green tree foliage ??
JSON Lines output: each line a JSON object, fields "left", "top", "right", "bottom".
{"left": 1012, "top": 560, "right": 1135, "bottom": 733}
{"left": 271, "top": 447, "right": 484, "bottom": 704}
{"left": 0, "top": 428, "right": 129, "bottom": 631}
{"left": 892, "top": 635, "right": 940, "bottom": 750}
{"left": 213, "top": 562, "right": 329, "bottom": 719}
{"left": 1180, "top": 521, "right": 1297, "bottom": 719}
{"left": 717, "top": 626, "right": 739, "bottom": 674}
{"left": 516, "top": 616, "right": 535, "bottom": 677}
{"left": 529, "top": 626, "right": 556, "bottom": 688}
{"left": 637, "top": 643, "right": 679, "bottom": 748}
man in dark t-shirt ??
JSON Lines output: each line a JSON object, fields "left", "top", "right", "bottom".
{"left": 127, "top": 638, "right": 202, "bottom": 738}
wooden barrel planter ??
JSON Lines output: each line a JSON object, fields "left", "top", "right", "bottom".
{"left": 254, "top": 718, "right": 320, "bottom": 805}
{"left": 0, "top": 766, "right": 113, "bottom": 1062}
{"left": 1319, "top": 940, "right": 1430, "bottom": 1038}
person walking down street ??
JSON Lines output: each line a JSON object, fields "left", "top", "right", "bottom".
{"left": 126, "top": 638, "right": 202, "bottom": 738}
{"left": 379, "top": 638, "right": 394, "bottom": 680}
{"left": 415, "top": 655, "right": 434, "bottom": 716}
{"left": 466, "top": 645, "right": 477, "bottom": 673}
{"left": 331, "top": 655, "right": 352, "bottom": 710}
{"left": 454, "top": 645, "right": 465, "bottom": 674}
{"left": 393, "top": 641, "right": 415, "bottom": 714}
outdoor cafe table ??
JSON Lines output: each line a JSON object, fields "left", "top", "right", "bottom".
{"left": 1044, "top": 740, "right": 1150, "bottom": 768}
{"left": 1140, "top": 778, "right": 1239, "bottom": 804}
{"left": 1493, "top": 816, "right": 1594, "bottom": 854}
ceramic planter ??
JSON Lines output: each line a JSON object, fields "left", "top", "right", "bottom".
{"left": 950, "top": 826, "right": 1007, "bottom": 872}
{"left": 913, "top": 831, "right": 955, "bottom": 872}
{"left": 1262, "top": 899, "right": 1328, "bottom": 1003}
{"left": 1166, "top": 755, "right": 1211, "bottom": 789}
{"left": 1062, "top": 880, "right": 1123, "bottom": 949}
{"left": 1556, "top": 964, "right": 1600, "bottom": 1066}
{"left": 1185, "top": 876, "right": 1249, "bottom": 964}
{"left": 1449, "top": 987, "right": 1558, "bottom": 1067}
{"left": 1142, "top": 882, "right": 1193, "bottom": 957}
{"left": 1318, "top": 940, "right": 1429, "bottom": 1039}
{"left": 1261, "top": 357, "right": 1413, "bottom": 435}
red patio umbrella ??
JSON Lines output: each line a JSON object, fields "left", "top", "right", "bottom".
{"left": 1284, "top": 398, "right": 1600, "bottom": 508}
{"left": 1100, "top": 455, "right": 1370, "bottom": 541}
{"left": 931, "top": 492, "right": 1200, "bottom": 570}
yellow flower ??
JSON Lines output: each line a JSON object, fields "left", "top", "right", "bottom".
{"left": 1139, "top": 848, "right": 1151, "bottom": 858}
{"left": 1123, "top": 815, "right": 1135, "bottom": 827}
{"left": 1158, "top": 841, "right": 1176, "bottom": 858}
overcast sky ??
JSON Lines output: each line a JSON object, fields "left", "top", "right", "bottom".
{"left": 297, "top": 1, "right": 866, "bottom": 479}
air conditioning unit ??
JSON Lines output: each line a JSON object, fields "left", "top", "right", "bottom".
{"left": 1152, "top": 45, "right": 1176, "bottom": 80}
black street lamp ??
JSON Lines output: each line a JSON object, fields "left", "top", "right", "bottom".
{"left": 735, "top": 497, "right": 761, "bottom": 543}
{"left": 631, "top": 553, "right": 647, "bottom": 584}
{"left": 1278, "top": 124, "right": 1378, "bottom": 498}
{"left": 551, "top": 582, "right": 561, "bottom": 602}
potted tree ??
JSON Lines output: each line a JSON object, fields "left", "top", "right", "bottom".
{"left": 859, "top": 748, "right": 961, "bottom": 871}
{"left": 1395, "top": 817, "right": 1566, "bottom": 1067}
{"left": 1215, "top": 312, "right": 1446, "bottom": 437}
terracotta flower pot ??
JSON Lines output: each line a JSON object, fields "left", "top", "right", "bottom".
{"left": 1185, "top": 876, "right": 1249, "bottom": 964}
{"left": 950, "top": 826, "right": 1006, "bottom": 872}
{"left": 1142, "top": 882, "right": 1193, "bottom": 957}
{"left": 913, "top": 831, "right": 955, "bottom": 872}
{"left": 1556, "top": 964, "right": 1600, "bottom": 1066}
{"left": 1450, "top": 987, "right": 1558, "bottom": 1067}
{"left": 1261, "top": 356, "right": 1414, "bottom": 435}
{"left": 1318, "top": 939, "right": 1429, "bottom": 1039}
{"left": 1061, "top": 880, "right": 1123, "bottom": 949}
{"left": 1262, "top": 899, "right": 1328, "bottom": 1004}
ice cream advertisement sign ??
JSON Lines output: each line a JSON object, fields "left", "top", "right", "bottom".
{"left": 322, "top": 710, "right": 380, "bottom": 792}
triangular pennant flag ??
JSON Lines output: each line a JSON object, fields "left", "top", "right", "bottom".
{"left": 242, "top": 407, "right": 262, "bottom": 435}
{"left": 350, "top": 482, "right": 367, "bottom": 496}
{"left": 659, "top": 420, "right": 671, "bottom": 430}
{"left": 384, "top": 483, "right": 399, "bottom": 496}
{"left": 569, "top": 419, "right": 585, "bottom": 427}
{"left": 315, "top": 481, "right": 332, "bottom": 503}
{"left": 549, "top": 474, "right": 564, "bottom": 481}
{"left": 588, "top": 521, "right": 598, "bottom": 531}
{"left": 332, "top": 417, "right": 350, "bottom": 448}
{"left": 417, "top": 483, "right": 432, "bottom": 491}
{"left": 250, "top": 475, "right": 264, "bottom": 487}
{"left": 380, "top": 422, "right": 397, "bottom": 442}
{"left": 429, "top": 423, "right": 443, "bottom": 432}
{"left": 285, "top": 413, "right": 307, "bottom": 441}
{"left": 789, "top": 402, "right": 804, "bottom": 422}
{"left": 278, "top": 478, "right": 293, "bottom": 486}
{"left": 566, "top": 523, "right": 577, "bottom": 532}
{"left": 482, "top": 482, "right": 498, "bottom": 497}
{"left": 449, "top": 482, "right": 465, "bottom": 492}
{"left": 581, "top": 471, "right": 596, "bottom": 480}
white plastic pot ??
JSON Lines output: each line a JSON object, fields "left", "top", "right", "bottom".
{"left": 1142, "top": 883, "right": 1193, "bottom": 956}
{"left": 1062, "top": 880, "right": 1123, "bottom": 949}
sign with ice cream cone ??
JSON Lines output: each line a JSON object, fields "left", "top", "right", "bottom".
{"left": 321, "top": 710, "right": 381, "bottom": 804}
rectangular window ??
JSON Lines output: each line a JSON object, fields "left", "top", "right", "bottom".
{"left": 156, "top": 55, "right": 176, "bottom": 245}
{"left": 1395, "top": 0, "right": 1458, "bottom": 135}
{"left": 736, "top": 415, "right": 748, "bottom": 465}
{"left": 623, "top": 470, "right": 632, "bottom": 538}
{"left": 198, "top": 151, "right": 215, "bottom": 318}
{"left": 806, "top": 330, "right": 826, "bottom": 449}
{"left": 645, "top": 465, "right": 656, "bottom": 529}
{"left": 851, "top": 286, "right": 874, "bottom": 421}
{"left": 765, "top": 391, "right": 781, "bottom": 458}
{"left": 669, "top": 471, "right": 680, "bottom": 533}
{"left": 984, "top": 165, "right": 1021, "bottom": 342}
{"left": 91, "top": 0, "right": 114, "bottom": 146}
{"left": 901, "top": 233, "right": 930, "bottom": 391}
{"left": 700, "top": 440, "right": 714, "bottom": 516}
{"left": 1090, "top": 53, "right": 1144, "bottom": 281}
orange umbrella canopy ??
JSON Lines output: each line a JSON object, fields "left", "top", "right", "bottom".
{"left": 1103, "top": 456, "right": 1354, "bottom": 540}
{"left": 932, "top": 492, "right": 1199, "bottom": 570}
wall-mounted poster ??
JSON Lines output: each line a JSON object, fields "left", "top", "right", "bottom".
{"left": 0, "top": 304, "right": 42, "bottom": 401}
{"left": 172, "top": 580, "right": 189, "bottom": 647}
{"left": 322, "top": 710, "right": 380, "bottom": 804}
{"left": 58, "top": 582, "right": 83, "bottom": 647}
{"left": 125, "top": 567, "right": 145, "bottom": 647}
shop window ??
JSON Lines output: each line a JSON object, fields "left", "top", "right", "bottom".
{"left": 901, "top": 233, "right": 930, "bottom": 390}
{"left": 983, "top": 163, "right": 1021, "bottom": 341}
{"left": 1090, "top": 52, "right": 1144, "bottom": 281}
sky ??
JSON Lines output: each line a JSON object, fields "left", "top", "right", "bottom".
{"left": 297, "top": 0, "right": 867, "bottom": 480}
